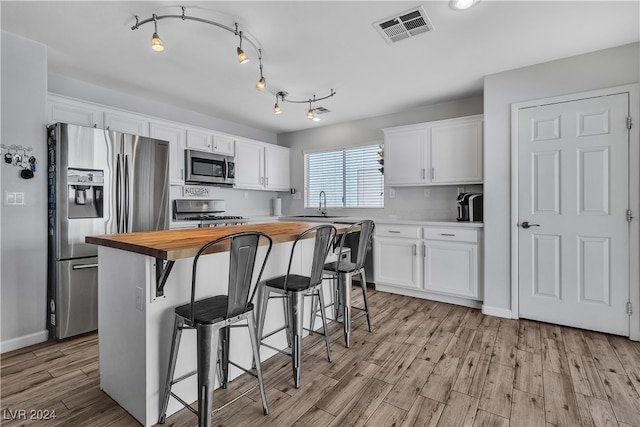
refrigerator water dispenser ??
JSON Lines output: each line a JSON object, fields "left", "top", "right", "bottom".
{"left": 67, "top": 168, "right": 104, "bottom": 218}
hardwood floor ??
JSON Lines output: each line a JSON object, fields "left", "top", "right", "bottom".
{"left": 2, "top": 289, "right": 640, "bottom": 426}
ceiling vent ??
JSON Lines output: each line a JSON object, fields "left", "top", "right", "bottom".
{"left": 312, "top": 106, "right": 331, "bottom": 115}
{"left": 373, "top": 6, "right": 435, "bottom": 44}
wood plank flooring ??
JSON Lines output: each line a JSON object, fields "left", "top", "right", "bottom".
{"left": 2, "top": 289, "right": 640, "bottom": 426}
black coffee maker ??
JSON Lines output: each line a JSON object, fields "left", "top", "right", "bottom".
{"left": 456, "top": 192, "right": 483, "bottom": 222}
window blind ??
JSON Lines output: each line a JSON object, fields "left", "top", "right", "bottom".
{"left": 304, "top": 144, "right": 384, "bottom": 209}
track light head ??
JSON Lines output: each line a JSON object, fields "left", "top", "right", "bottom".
{"left": 151, "top": 32, "right": 164, "bottom": 52}
{"left": 237, "top": 47, "right": 249, "bottom": 64}
{"left": 256, "top": 76, "right": 266, "bottom": 91}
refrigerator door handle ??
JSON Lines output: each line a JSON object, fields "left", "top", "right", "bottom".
{"left": 116, "top": 153, "right": 122, "bottom": 233}
{"left": 72, "top": 263, "right": 99, "bottom": 270}
{"left": 124, "top": 154, "right": 130, "bottom": 233}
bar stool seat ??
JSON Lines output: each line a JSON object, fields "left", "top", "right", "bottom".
{"left": 158, "top": 231, "right": 273, "bottom": 427}
{"left": 256, "top": 224, "right": 337, "bottom": 389}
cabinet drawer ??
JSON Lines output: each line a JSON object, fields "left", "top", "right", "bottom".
{"left": 423, "top": 227, "right": 478, "bottom": 243}
{"left": 375, "top": 224, "right": 421, "bottom": 239}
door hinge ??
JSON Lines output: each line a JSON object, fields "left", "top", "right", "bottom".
{"left": 627, "top": 209, "right": 633, "bottom": 222}
{"left": 627, "top": 301, "right": 633, "bottom": 316}
{"left": 627, "top": 116, "right": 632, "bottom": 130}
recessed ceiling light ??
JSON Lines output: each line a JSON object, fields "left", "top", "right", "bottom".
{"left": 450, "top": 0, "right": 479, "bottom": 11}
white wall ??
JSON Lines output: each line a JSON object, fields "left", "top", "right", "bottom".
{"left": 483, "top": 42, "right": 640, "bottom": 316}
{"left": 1, "top": 32, "right": 49, "bottom": 351}
{"left": 277, "top": 97, "right": 484, "bottom": 220}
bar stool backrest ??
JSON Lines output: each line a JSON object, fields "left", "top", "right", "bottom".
{"left": 283, "top": 224, "right": 337, "bottom": 291}
{"left": 190, "top": 231, "right": 273, "bottom": 322}
{"left": 334, "top": 220, "right": 375, "bottom": 272}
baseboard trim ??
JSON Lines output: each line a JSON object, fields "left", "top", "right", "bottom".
{"left": 481, "top": 305, "right": 514, "bottom": 319}
{"left": 1, "top": 330, "right": 49, "bottom": 354}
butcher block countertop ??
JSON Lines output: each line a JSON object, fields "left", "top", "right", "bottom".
{"left": 86, "top": 221, "right": 351, "bottom": 261}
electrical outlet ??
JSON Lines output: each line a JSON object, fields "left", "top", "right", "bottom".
{"left": 423, "top": 189, "right": 430, "bottom": 198}
{"left": 5, "top": 192, "right": 25, "bottom": 205}
{"left": 457, "top": 187, "right": 465, "bottom": 195}
{"left": 388, "top": 188, "right": 395, "bottom": 199}
{"left": 244, "top": 191, "right": 249, "bottom": 200}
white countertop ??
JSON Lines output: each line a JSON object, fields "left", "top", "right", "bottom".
{"left": 277, "top": 215, "right": 483, "bottom": 228}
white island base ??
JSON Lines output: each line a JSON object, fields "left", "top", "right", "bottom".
{"left": 97, "top": 238, "right": 320, "bottom": 426}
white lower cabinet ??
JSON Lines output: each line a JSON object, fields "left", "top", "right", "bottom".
{"left": 374, "top": 223, "right": 483, "bottom": 306}
{"left": 374, "top": 236, "right": 422, "bottom": 289}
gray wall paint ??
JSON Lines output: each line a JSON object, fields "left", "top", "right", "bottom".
{"left": 277, "top": 97, "right": 484, "bottom": 220}
{"left": 483, "top": 42, "right": 640, "bottom": 314}
{"left": 1, "top": 32, "right": 48, "bottom": 347}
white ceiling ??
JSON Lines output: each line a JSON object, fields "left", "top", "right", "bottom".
{"left": 2, "top": 1, "right": 638, "bottom": 134}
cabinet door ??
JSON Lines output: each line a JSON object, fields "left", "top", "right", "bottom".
{"left": 423, "top": 240, "right": 478, "bottom": 299}
{"left": 103, "top": 110, "right": 149, "bottom": 136}
{"left": 384, "top": 127, "right": 428, "bottom": 185}
{"left": 264, "top": 145, "right": 290, "bottom": 191}
{"left": 212, "top": 134, "right": 235, "bottom": 156}
{"left": 234, "top": 139, "right": 264, "bottom": 190}
{"left": 149, "top": 121, "right": 186, "bottom": 185}
{"left": 429, "top": 117, "right": 483, "bottom": 184}
{"left": 48, "top": 95, "right": 103, "bottom": 128}
{"left": 186, "top": 129, "right": 212, "bottom": 152}
{"left": 373, "top": 237, "right": 421, "bottom": 289}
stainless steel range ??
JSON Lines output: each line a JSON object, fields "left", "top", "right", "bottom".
{"left": 173, "top": 199, "right": 248, "bottom": 227}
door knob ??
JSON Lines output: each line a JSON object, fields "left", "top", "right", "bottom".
{"left": 520, "top": 221, "right": 540, "bottom": 229}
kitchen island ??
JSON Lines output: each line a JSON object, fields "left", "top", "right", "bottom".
{"left": 86, "top": 221, "right": 349, "bottom": 427}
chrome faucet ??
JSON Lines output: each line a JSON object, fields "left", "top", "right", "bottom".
{"left": 319, "top": 191, "right": 327, "bottom": 216}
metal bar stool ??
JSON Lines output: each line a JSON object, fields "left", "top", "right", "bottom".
{"left": 315, "top": 220, "right": 375, "bottom": 348}
{"left": 158, "top": 231, "right": 273, "bottom": 427}
{"left": 255, "top": 224, "right": 336, "bottom": 388}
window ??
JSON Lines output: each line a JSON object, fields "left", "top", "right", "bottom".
{"left": 304, "top": 144, "right": 384, "bottom": 208}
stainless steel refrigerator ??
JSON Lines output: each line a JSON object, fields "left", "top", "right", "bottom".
{"left": 47, "top": 123, "right": 170, "bottom": 339}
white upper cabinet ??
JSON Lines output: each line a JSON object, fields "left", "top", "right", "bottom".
{"left": 48, "top": 94, "right": 103, "bottom": 128}
{"left": 186, "top": 128, "right": 235, "bottom": 156}
{"left": 429, "top": 116, "right": 483, "bottom": 184}
{"left": 103, "top": 109, "right": 149, "bottom": 136}
{"left": 234, "top": 139, "right": 264, "bottom": 190}
{"left": 384, "top": 114, "right": 483, "bottom": 186}
{"left": 384, "top": 125, "right": 429, "bottom": 185}
{"left": 149, "top": 120, "right": 186, "bottom": 186}
{"left": 264, "top": 144, "right": 290, "bottom": 191}
{"left": 235, "top": 139, "right": 289, "bottom": 191}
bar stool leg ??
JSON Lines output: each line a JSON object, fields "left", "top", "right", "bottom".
{"left": 289, "top": 291, "right": 304, "bottom": 388}
{"left": 255, "top": 285, "right": 269, "bottom": 343}
{"left": 159, "top": 316, "right": 184, "bottom": 424}
{"left": 340, "top": 272, "right": 353, "bottom": 348}
{"left": 317, "top": 288, "right": 332, "bottom": 362}
{"left": 247, "top": 313, "right": 269, "bottom": 415}
{"left": 359, "top": 269, "right": 372, "bottom": 332}
{"left": 218, "top": 327, "right": 230, "bottom": 388}
{"left": 309, "top": 290, "right": 320, "bottom": 332}
{"left": 197, "top": 324, "right": 219, "bottom": 427}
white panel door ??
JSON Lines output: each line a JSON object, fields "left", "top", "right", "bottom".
{"left": 518, "top": 93, "right": 629, "bottom": 336}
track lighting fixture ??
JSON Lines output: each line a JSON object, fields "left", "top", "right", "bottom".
{"left": 275, "top": 90, "right": 336, "bottom": 121}
{"left": 256, "top": 49, "right": 266, "bottom": 90}
{"left": 236, "top": 30, "right": 249, "bottom": 64}
{"left": 151, "top": 15, "right": 164, "bottom": 52}
{"left": 274, "top": 95, "right": 281, "bottom": 115}
{"left": 307, "top": 101, "right": 314, "bottom": 120}
{"left": 132, "top": 7, "right": 338, "bottom": 121}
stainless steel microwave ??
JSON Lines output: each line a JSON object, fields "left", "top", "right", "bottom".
{"left": 184, "top": 150, "right": 235, "bottom": 186}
